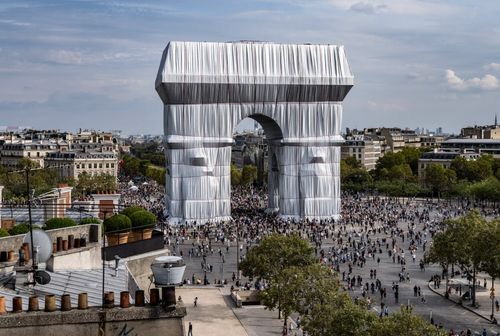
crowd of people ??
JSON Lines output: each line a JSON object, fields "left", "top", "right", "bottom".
{"left": 118, "top": 179, "right": 166, "bottom": 221}
{"left": 121, "top": 176, "right": 500, "bottom": 335}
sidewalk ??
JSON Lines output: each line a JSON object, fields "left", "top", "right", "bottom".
{"left": 427, "top": 277, "right": 499, "bottom": 324}
{"left": 177, "top": 287, "right": 248, "bottom": 336}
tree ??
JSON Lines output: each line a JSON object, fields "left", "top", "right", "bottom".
{"left": 343, "top": 156, "right": 361, "bottom": 169}
{"left": 344, "top": 168, "right": 373, "bottom": 191}
{"left": 239, "top": 234, "right": 315, "bottom": 318}
{"left": 388, "top": 163, "right": 414, "bottom": 182}
{"left": 260, "top": 264, "right": 340, "bottom": 323}
{"left": 427, "top": 230, "right": 457, "bottom": 296}
{"left": 121, "top": 154, "right": 141, "bottom": 176}
{"left": 241, "top": 165, "right": 257, "bottom": 185}
{"left": 240, "top": 234, "right": 315, "bottom": 280}
{"left": 230, "top": 164, "right": 242, "bottom": 185}
{"left": 428, "top": 211, "right": 491, "bottom": 306}
{"left": 423, "top": 164, "right": 456, "bottom": 197}
{"left": 303, "top": 292, "right": 373, "bottom": 336}
{"left": 368, "top": 307, "right": 446, "bottom": 336}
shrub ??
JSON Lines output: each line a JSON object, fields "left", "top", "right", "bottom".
{"left": 8, "top": 223, "right": 30, "bottom": 235}
{"left": 128, "top": 210, "right": 156, "bottom": 230}
{"left": 45, "top": 217, "right": 77, "bottom": 230}
{"left": 103, "top": 214, "right": 132, "bottom": 233}
{"left": 121, "top": 206, "right": 145, "bottom": 218}
{"left": 0, "top": 228, "right": 9, "bottom": 238}
{"left": 80, "top": 217, "right": 101, "bottom": 225}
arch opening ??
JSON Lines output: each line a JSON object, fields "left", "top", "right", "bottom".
{"left": 232, "top": 115, "right": 282, "bottom": 214}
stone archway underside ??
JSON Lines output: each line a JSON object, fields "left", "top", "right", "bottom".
{"left": 155, "top": 41, "right": 354, "bottom": 224}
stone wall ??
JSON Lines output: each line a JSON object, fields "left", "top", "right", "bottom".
{"left": 0, "top": 305, "right": 186, "bottom": 336}
{"left": 0, "top": 224, "right": 101, "bottom": 255}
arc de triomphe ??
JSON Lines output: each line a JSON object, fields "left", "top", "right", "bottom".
{"left": 155, "top": 41, "right": 353, "bottom": 224}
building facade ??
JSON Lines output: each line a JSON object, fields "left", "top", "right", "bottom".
{"left": 341, "top": 136, "right": 382, "bottom": 171}
{"left": 44, "top": 152, "right": 118, "bottom": 181}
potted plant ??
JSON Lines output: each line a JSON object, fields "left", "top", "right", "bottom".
{"left": 128, "top": 210, "right": 156, "bottom": 242}
{"left": 103, "top": 214, "right": 132, "bottom": 246}
{"left": 121, "top": 206, "right": 145, "bottom": 218}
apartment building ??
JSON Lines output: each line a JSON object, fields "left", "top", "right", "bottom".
{"left": 44, "top": 151, "right": 118, "bottom": 181}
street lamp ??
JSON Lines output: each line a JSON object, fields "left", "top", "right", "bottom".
{"left": 236, "top": 220, "right": 240, "bottom": 281}
{"left": 491, "top": 278, "right": 496, "bottom": 322}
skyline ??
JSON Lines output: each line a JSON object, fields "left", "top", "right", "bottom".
{"left": 0, "top": 0, "right": 499, "bottom": 134}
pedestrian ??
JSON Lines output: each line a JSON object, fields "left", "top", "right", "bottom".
{"left": 194, "top": 297, "right": 198, "bottom": 307}
{"left": 188, "top": 322, "right": 193, "bottom": 336}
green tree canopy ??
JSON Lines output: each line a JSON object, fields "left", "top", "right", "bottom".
{"left": 240, "top": 233, "right": 315, "bottom": 280}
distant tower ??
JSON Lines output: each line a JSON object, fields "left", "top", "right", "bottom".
{"left": 495, "top": 114, "right": 498, "bottom": 126}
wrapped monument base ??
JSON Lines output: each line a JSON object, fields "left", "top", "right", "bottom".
{"left": 156, "top": 41, "right": 354, "bottom": 224}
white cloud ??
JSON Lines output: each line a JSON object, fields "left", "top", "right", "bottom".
{"left": 484, "top": 63, "right": 500, "bottom": 72}
{"left": 350, "top": 2, "right": 387, "bottom": 14}
{"left": 328, "top": 0, "right": 459, "bottom": 16}
{"left": 0, "top": 19, "right": 31, "bottom": 26}
{"left": 47, "top": 50, "right": 84, "bottom": 65}
{"left": 445, "top": 69, "right": 500, "bottom": 91}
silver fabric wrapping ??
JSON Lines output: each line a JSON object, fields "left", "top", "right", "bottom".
{"left": 156, "top": 41, "right": 353, "bottom": 224}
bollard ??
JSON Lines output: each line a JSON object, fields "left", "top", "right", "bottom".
{"left": 45, "top": 295, "right": 56, "bottom": 312}
{"left": 28, "top": 296, "right": 39, "bottom": 312}
{"left": 120, "top": 291, "right": 130, "bottom": 308}
{"left": 61, "top": 294, "right": 72, "bottom": 311}
{"left": 7, "top": 250, "right": 15, "bottom": 262}
{"left": 135, "top": 290, "right": 145, "bottom": 307}
{"left": 149, "top": 288, "right": 160, "bottom": 306}
{"left": 103, "top": 292, "right": 114, "bottom": 308}
{"left": 62, "top": 240, "right": 68, "bottom": 251}
{"left": 68, "top": 235, "right": 74, "bottom": 249}
{"left": 12, "top": 296, "right": 22, "bottom": 313}
{"left": 56, "top": 237, "right": 63, "bottom": 252}
{"left": 0, "top": 296, "right": 5, "bottom": 315}
{"left": 78, "top": 293, "right": 88, "bottom": 310}
{"left": 74, "top": 238, "right": 81, "bottom": 249}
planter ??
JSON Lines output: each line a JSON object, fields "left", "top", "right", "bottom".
{"left": 128, "top": 228, "right": 154, "bottom": 242}
{"left": 106, "top": 232, "right": 129, "bottom": 246}
{"left": 142, "top": 228, "right": 153, "bottom": 240}
{"left": 128, "top": 230, "right": 142, "bottom": 243}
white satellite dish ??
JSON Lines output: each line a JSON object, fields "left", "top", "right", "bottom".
{"left": 23, "top": 229, "right": 53, "bottom": 264}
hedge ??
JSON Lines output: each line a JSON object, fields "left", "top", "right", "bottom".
{"left": 8, "top": 223, "right": 30, "bottom": 235}
{"left": 45, "top": 218, "right": 77, "bottom": 230}
{"left": 103, "top": 214, "right": 132, "bottom": 233}
{"left": 121, "top": 206, "right": 145, "bottom": 218}
{"left": 80, "top": 217, "right": 101, "bottom": 225}
{"left": 128, "top": 210, "right": 156, "bottom": 230}
{"left": 0, "top": 228, "right": 9, "bottom": 238}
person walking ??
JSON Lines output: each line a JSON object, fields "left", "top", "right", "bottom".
{"left": 188, "top": 322, "right": 193, "bottom": 336}
{"left": 194, "top": 297, "right": 198, "bottom": 307}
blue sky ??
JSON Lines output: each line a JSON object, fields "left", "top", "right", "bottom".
{"left": 0, "top": 0, "right": 499, "bottom": 135}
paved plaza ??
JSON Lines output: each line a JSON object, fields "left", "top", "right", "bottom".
{"left": 168, "top": 197, "right": 500, "bottom": 335}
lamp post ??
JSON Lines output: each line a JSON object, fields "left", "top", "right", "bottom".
{"left": 491, "top": 278, "right": 495, "bottom": 321}
{"left": 236, "top": 220, "right": 240, "bottom": 281}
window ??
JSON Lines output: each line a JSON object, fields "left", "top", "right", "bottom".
{"left": 27, "top": 152, "right": 31, "bottom": 157}
{"left": 111, "top": 163, "right": 115, "bottom": 168}
{"left": 94, "top": 163, "right": 97, "bottom": 169}
{"left": 37, "top": 152, "right": 40, "bottom": 157}
{"left": 99, "top": 163, "right": 103, "bottom": 169}
{"left": 106, "top": 163, "right": 109, "bottom": 168}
